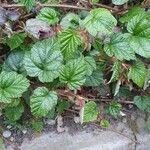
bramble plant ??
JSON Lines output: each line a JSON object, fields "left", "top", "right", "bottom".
{"left": 0, "top": 0, "right": 150, "bottom": 132}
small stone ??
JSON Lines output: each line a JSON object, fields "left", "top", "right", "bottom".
{"left": 10, "top": 137, "right": 14, "bottom": 142}
{"left": 46, "top": 119, "right": 56, "bottom": 126}
{"left": 7, "top": 125, "right": 12, "bottom": 129}
{"left": 64, "top": 126, "right": 69, "bottom": 132}
{"left": 120, "top": 111, "right": 126, "bottom": 117}
{"left": 74, "top": 117, "right": 80, "bottom": 124}
{"left": 22, "top": 129, "right": 27, "bottom": 134}
{"left": 3, "top": 130, "right": 11, "bottom": 138}
{"left": 128, "top": 104, "right": 133, "bottom": 109}
{"left": 122, "top": 118, "right": 127, "bottom": 123}
{"left": 57, "top": 116, "right": 63, "bottom": 127}
{"left": 57, "top": 126, "right": 65, "bottom": 133}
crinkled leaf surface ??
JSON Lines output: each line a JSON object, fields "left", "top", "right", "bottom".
{"left": 31, "top": 120, "right": 44, "bottom": 132}
{"left": 120, "top": 7, "right": 145, "bottom": 23}
{"left": 20, "top": 0, "right": 35, "bottom": 12}
{"left": 83, "top": 8, "right": 117, "bottom": 36}
{"left": 127, "top": 13, "right": 150, "bottom": 58}
{"left": 0, "top": 71, "right": 29, "bottom": 103}
{"left": 112, "top": 0, "right": 129, "bottom": 5}
{"left": 57, "top": 100, "right": 70, "bottom": 114}
{"left": 84, "top": 70, "right": 103, "bottom": 87}
{"left": 5, "top": 103, "right": 24, "bottom": 121}
{"left": 84, "top": 56, "right": 96, "bottom": 76}
{"left": 109, "top": 61, "right": 121, "bottom": 83}
{"left": 109, "top": 102, "right": 122, "bottom": 117}
{"left": 37, "top": 8, "right": 59, "bottom": 25}
{"left": 6, "top": 98, "right": 20, "bottom": 107}
{"left": 3, "top": 51, "right": 25, "bottom": 74}
{"left": 60, "top": 13, "right": 81, "bottom": 29}
{"left": 100, "top": 119, "right": 110, "bottom": 128}
{"left": 25, "top": 18, "right": 52, "bottom": 39}
{"left": 30, "top": 87, "right": 58, "bottom": 117}
{"left": 83, "top": 101, "right": 98, "bottom": 122}
{"left": 134, "top": 96, "right": 150, "bottom": 111}
{"left": 24, "top": 38, "right": 63, "bottom": 83}
{"left": 60, "top": 58, "right": 87, "bottom": 90}
{"left": 58, "top": 29, "right": 81, "bottom": 59}
{"left": 6, "top": 32, "right": 27, "bottom": 50}
{"left": 128, "top": 60, "right": 147, "bottom": 88}
{"left": 104, "top": 33, "right": 135, "bottom": 60}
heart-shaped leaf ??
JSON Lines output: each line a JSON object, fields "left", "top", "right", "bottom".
{"left": 30, "top": 87, "right": 58, "bottom": 117}
{"left": 60, "top": 58, "right": 87, "bottom": 90}
{"left": 83, "top": 8, "right": 117, "bottom": 36}
{"left": 24, "top": 38, "right": 63, "bottom": 83}
{"left": 0, "top": 71, "right": 30, "bottom": 103}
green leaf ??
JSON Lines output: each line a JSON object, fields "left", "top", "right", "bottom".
{"left": 109, "top": 102, "right": 122, "bottom": 117}
{"left": 91, "top": 0, "right": 99, "bottom": 4}
{"left": 100, "top": 119, "right": 110, "bottom": 128}
{"left": 84, "top": 70, "right": 103, "bottom": 87}
{"left": 127, "top": 13, "right": 150, "bottom": 58}
{"left": 60, "top": 13, "right": 81, "bottom": 29}
{"left": 144, "top": 66, "right": 150, "bottom": 90}
{"left": 57, "top": 100, "right": 71, "bottom": 114}
{"left": 0, "top": 138, "right": 4, "bottom": 150}
{"left": 112, "top": 0, "right": 129, "bottom": 5}
{"left": 47, "top": 107, "right": 56, "bottom": 119}
{"left": 104, "top": 33, "right": 135, "bottom": 61}
{"left": 128, "top": 60, "right": 147, "bottom": 88}
{"left": 6, "top": 32, "right": 27, "bottom": 50}
{"left": 58, "top": 29, "right": 81, "bottom": 59}
{"left": 37, "top": 8, "right": 59, "bottom": 25}
{"left": 84, "top": 56, "right": 96, "bottom": 76}
{"left": 114, "top": 86, "right": 130, "bottom": 98}
{"left": 6, "top": 98, "right": 20, "bottom": 107}
{"left": 109, "top": 61, "right": 121, "bottom": 83}
{"left": 24, "top": 38, "right": 63, "bottom": 83}
{"left": 20, "top": 0, "right": 35, "bottom": 12}
{"left": 31, "top": 120, "right": 44, "bottom": 132}
{"left": 5, "top": 103, "right": 24, "bottom": 122}
{"left": 92, "top": 38, "right": 103, "bottom": 52}
{"left": 3, "top": 51, "right": 25, "bottom": 74}
{"left": 30, "top": 87, "right": 58, "bottom": 117}
{"left": 25, "top": 18, "right": 51, "bottom": 39}
{"left": 60, "top": 58, "right": 86, "bottom": 90}
{"left": 83, "top": 8, "right": 117, "bottom": 36}
{"left": 83, "top": 101, "right": 98, "bottom": 123}
{"left": 120, "top": 7, "right": 145, "bottom": 23}
{"left": 0, "top": 71, "right": 30, "bottom": 103}
{"left": 134, "top": 96, "right": 150, "bottom": 111}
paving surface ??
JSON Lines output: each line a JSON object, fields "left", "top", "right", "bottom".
{"left": 4, "top": 112, "right": 150, "bottom": 150}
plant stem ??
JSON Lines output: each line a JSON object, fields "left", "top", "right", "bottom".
{"left": 1, "top": 3, "right": 90, "bottom": 10}
{"left": 91, "top": 98, "right": 134, "bottom": 104}
{"left": 1, "top": 2, "right": 150, "bottom": 15}
{"left": 56, "top": 89, "right": 134, "bottom": 105}
{"left": 93, "top": 3, "right": 118, "bottom": 11}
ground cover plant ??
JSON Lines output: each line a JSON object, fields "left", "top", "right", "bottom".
{"left": 0, "top": 0, "right": 150, "bottom": 146}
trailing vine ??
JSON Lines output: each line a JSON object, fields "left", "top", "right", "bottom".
{"left": 0, "top": 0, "right": 150, "bottom": 136}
